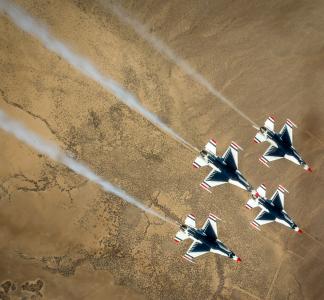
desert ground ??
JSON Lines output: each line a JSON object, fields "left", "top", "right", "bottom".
{"left": 1, "top": 0, "right": 324, "bottom": 299}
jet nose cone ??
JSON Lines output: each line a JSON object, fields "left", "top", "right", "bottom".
{"left": 304, "top": 164, "right": 312, "bottom": 172}
{"left": 294, "top": 227, "right": 303, "bottom": 234}
{"left": 233, "top": 256, "right": 241, "bottom": 262}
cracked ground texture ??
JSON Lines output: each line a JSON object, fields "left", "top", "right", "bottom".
{"left": 1, "top": 0, "right": 324, "bottom": 299}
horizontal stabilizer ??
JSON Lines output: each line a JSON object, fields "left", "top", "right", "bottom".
{"left": 254, "top": 132, "right": 266, "bottom": 143}
{"left": 174, "top": 230, "right": 188, "bottom": 244}
{"left": 264, "top": 116, "right": 275, "bottom": 131}
{"left": 184, "top": 214, "right": 196, "bottom": 228}
{"left": 245, "top": 199, "right": 258, "bottom": 210}
{"left": 205, "top": 139, "right": 217, "bottom": 155}
{"left": 193, "top": 156, "right": 208, "bottom": 169}
{"left": 255, "top": 184, "right": 267, "bottom": 198}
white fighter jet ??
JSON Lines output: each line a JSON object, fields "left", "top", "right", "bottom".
{"left": 193, "top": 139, "right": 253, "bottom": 193}
{"left": 253, "top": 117, "right": 312, "bottom": 172}
{"left": 245, "top": 184, "right": 302, "bottom": 233}
{"left": 174, "top": 213, "right": 241, "bottom": 263}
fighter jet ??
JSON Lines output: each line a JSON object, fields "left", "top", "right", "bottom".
{"left": 253, "top": 116, "right": 312, "bottom": 172}
{"left": 245, "top": 184, "right": 302, "bottom": 233}
{"left": 193, "top": 139, "right": 253, "bottom": 193}
{"left": 174, "top": 213, "right": 241, "bottom": 263}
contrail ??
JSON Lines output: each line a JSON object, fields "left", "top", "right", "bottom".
{"left": 0, "top": 0, "right": 198, "bottom": 153}
{"left": 0, "top": 109, "right": 176, "bottom": 225}
{"left": 106, "top": 2, "right": 258, "bottom": 127}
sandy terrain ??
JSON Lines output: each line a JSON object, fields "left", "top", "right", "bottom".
{"left": 0, "top": 0, "right": 324, "bottom": 299}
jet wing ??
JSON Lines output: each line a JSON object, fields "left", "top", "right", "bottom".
{"left": 259, "top": 145, "right": 285, "bottom": 167}
{"left": 251, "top": 210, "right": 276, "bottom": 230}
{"left": 183, "top": 241, "right": 211, "bottom": 262}
{"left": 202, "top": 214, "right": 218, "bottom": 240}
{"left": 279, "top": 119, "right": 296, "bottom": 146}
{"left": 264, "top": 116, "right": 275, "bottom": 131}
{"left": 222, "top": 142, "right": 242, "bottom": 170}
{"left": 270, "top": 185, "right": 288, "bottom": 210}
{"left": 200, "top": 169, "right": 228, "bottom": 193}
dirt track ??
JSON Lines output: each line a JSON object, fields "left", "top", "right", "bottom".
{"left": 1, "top": 0, "right": 324, "bottom": 299}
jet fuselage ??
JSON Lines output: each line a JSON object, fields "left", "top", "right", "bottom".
{"left": 205, "top": 153, "right": 252, "bottom": 191}
{"left": 257, "top": 197, "right": 297, "bottom": 230}
{"left": 184, "top": 226, "right": 235, "bottom": 258}
{"left": 265, "top": 130, "right": 306, "bottom": 166}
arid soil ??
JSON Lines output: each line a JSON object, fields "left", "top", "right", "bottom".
{"left": 1, "top": 0, "right": 324, "bottom": 299}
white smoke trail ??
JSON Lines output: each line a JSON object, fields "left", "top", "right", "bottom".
{"left": 106, "top": 3, "right": 258, "bottom": 127}
{"left": 0, "top": 109, "right": 176, "bottom": 225}
{"left": 0, "top": 0, "right": 198, "bottom": 153}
